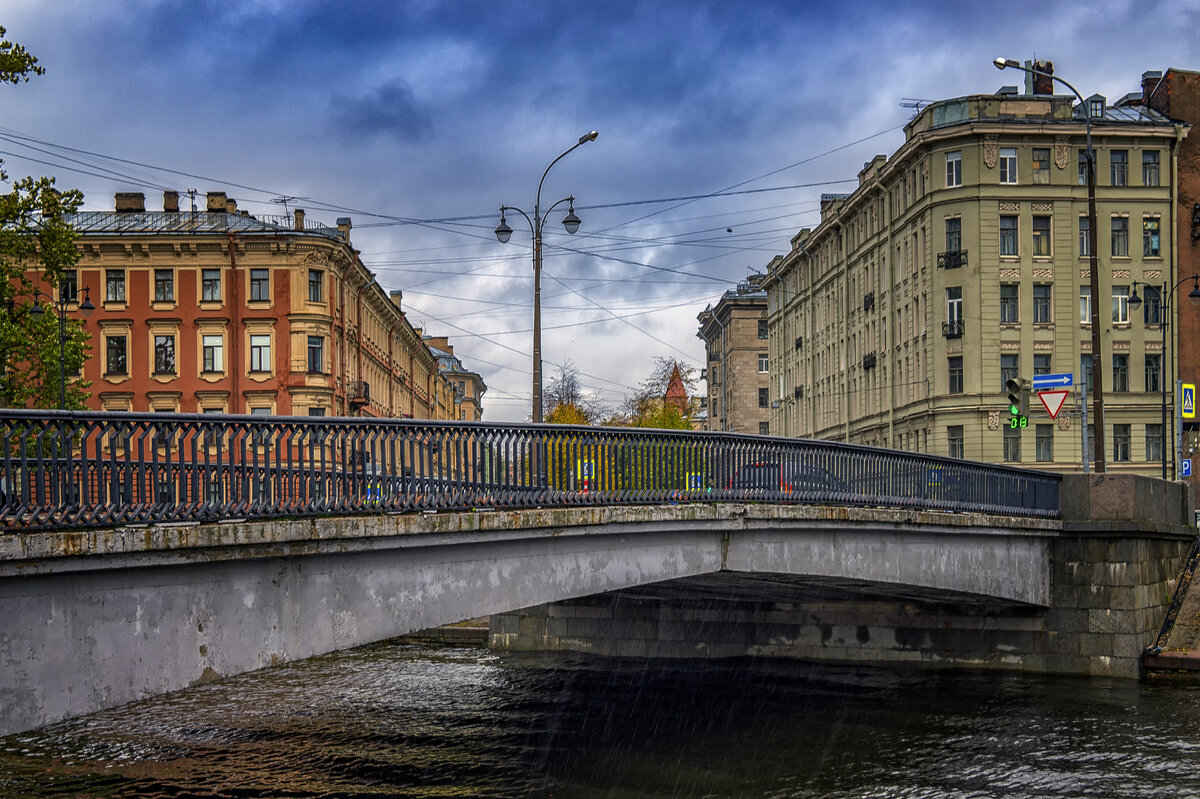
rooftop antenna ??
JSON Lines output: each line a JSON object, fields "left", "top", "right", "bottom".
{"left": 186, "top": 188, "right": 198, "bottom": 213}
{"left": 900, "top": 98, "right": 932, "bottom": 118}
{"left": 271, "top": 195, "right": 309, "bottom": 217}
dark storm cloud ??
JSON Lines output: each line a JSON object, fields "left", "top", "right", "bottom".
{"left": 332, "top": 80, "right": 435, "bottom": 142}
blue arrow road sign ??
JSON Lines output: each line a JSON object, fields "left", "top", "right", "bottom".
{"left": 1032, "top": 373, "right": 1074, "bottom": 389}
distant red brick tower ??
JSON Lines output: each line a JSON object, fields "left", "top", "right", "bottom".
{"left": 665, "top": 364, "right": 689, "bottom": 415}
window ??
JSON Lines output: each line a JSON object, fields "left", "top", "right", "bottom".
{"left": 1080, "top": 286, "right": 1092, "bottom": 324}
{"left": 202, "top": 269, "right": 221, "bottom": 302}
{"left": 307, "top": 335, "right": 324, "bottom": 374}
{"left": 1031, "top": 216, "right": 1051, "bottom": 256}
{"left": 1113, "top": 423, "right": 1131, "bottom": 462}
{"left": 1032, "top": 284, "right": 1051, "bottom": 323}
{"left": 1003, "top": 425, "right": 1021, "bottom": 462}
{"left": 202, "top": 335, "right": 224, "bottom": 373}
{"left": 1143, "top": 151, "right": 1160, "bottom": 186}
{"left": 945, "top": 217, "right": 961, "bottom": 252}
{"left": 948, "top": 356, "right": 963, "bottom": 394}
{"left": 947, "top": 286, "right": 962, "bottom": 323}
{"left": 1143, "top": 218, "right": 1160, "bottom": 257}
{"left": 105, "top": 270, "right": 125, "bottom": 303}
{"left": 154, "top": 334, "right": 176, "bottom": 375}
{"left": 250, "top": 268, "right": 269, "bottom": 301}
{"left": 1034, "top": 353, "right": 1052, "bottom": 375}
{"left": 1000, "top": 284, "right": 1019, "bottom": 324}
{"left": 1110, "top": 150, "right": 1128, "bottom": 186}
{"left": 1112, "top": 286, "right": 1130, "bottom": 324}
{"left": 105, "top": 335, "right": 127, "bottom": 375}
{"left": 758, "top": 422, "right": 769, "bottom": 435}
{"left": 757, "top": 319, "right": 767, "bottom": 339}
{"left": 1146, "top": 353, "right": 1162, "bottom": 393}
{"left": 758, "top": 353, "right": 768, "bottom": 373}
{"left": 1111, "top": 217, "right": 1129, "bottom": 257}
{"left": 308, "top": 407, "right": 326, "bottom": 417}
{"left": 154, "top": 269, "right": 174, "bottom": 302}
{"left": 1032, "top": 148, "right": 1050, "bottom": 184}
{"left": 946, "top": 151, "right": 962, "bottom": 187}
{"left": 308, "top": 269, "right": 323, "bottom": 303}
{"left": 1112, "top": 354, "right": 1128, "bottom": 392}
{"left": 1078, "top": 149, "right": 1090, "bottom": 186}
{"left": 1142, "top": 285, "right": 1162, "bottom": 324}
{"left": 1036, "top": 424, "right": 1053, "bottom": 462}
{"left": 1079, "top": 216, "right": 1091, "bottom": 257}
{"left": 999, "top": 147, "right": 1018, "bottom": 184}
{"left": 1081, "top": 354, "right": 1094, "bottom": 392}
{"left": 1000, "top": 354, "right": 1019, "bottom": 390}
{"left": 947, "top": 425, "right": 964, "bottom": 459}
{"left": 999, "top": 215, "right": 1018, "bottom": 256}
{"left": 250, "top": 334, "right": 271, "bottom": 372}
{"left": 1147, "top": 423, "right": 1164, "bottom": 462}
{"left": 758, "top": 388, "right": 768, "bottom": 409}
{"left": 59, "top": 270, "right": 77, "bottom": 302}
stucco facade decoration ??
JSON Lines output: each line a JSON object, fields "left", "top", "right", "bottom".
{"left": 50, "top": 191, "right": 456, "bottom": 419}
{"left": 762, "top": 66, "right": 1189, "bottom": 473}
{"left": 697, "top": 274, "right": 770, "bottom": 434}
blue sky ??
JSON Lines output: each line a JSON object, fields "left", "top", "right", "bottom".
{"left": 3, "top": 0, "right": 1200, "bottom": 421}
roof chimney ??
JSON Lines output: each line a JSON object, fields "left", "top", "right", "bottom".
{"left": 163, "top": 190, "right": 179, "bottom": 213}
{"left": 389, "top": 290, "right": 403, "bottom": 310}
{"left": 1142, "top": 70, "right": 1164, "bottom": 108}
{"left": 224, "top": 198, "right": 237, "bottom": 214}
{"left": 114, "top": 192, "right": 145, "bottom": 213}
{"left": 206, "top": 191, "right": 227, "bottom": 212}
{"left": 337, "top": 217, "right": 352, "bottom": 241}
{"left": 1031, "top": 60, "right": 1054, "bottom": 96}
{"left": 294, "top": 209, "right": 305, "bottom": 230}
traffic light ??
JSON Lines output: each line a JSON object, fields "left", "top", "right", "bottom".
{"left": 1005, "top": 377, "right": 1029, "bottom": 429}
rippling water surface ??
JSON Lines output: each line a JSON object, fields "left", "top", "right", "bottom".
{"left": 4, "top": 643, "right": 1200, "bottom": 798}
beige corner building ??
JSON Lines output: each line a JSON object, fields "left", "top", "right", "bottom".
{"left": 763, "top": 66, "right": 1187, "bottom": 472}
{"left": 697, "top": 275, "right": 770, "bottom": 434}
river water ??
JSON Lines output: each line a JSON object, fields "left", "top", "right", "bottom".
{"left": 4, "top": 642, "right": 1200, "bottom": 798}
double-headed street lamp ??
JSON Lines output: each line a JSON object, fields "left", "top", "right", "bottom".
{"left": 30, "top": 285, "right": 94, "bottom": 409}
{"left": 1129, "top": 276, "right": 1200, "bottom": 480}
{"left": 994, "top": 57, "right": 1106, "bottom": 472}
{"left": 495, "top": 130, "right": 598, "bottom": 424}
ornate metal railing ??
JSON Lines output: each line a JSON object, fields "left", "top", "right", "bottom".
{"left": 938, "top": 250, "right": 967, "bottom": 269}
{"left": 0, "top": 410, "right": 1060, "bottom": 532}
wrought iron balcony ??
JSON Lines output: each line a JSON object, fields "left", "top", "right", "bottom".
{"left": 862, "top": 352, "right": 877, "bottom": 369}
{"left": 938, "top": 250, "right": 967, "bottom": 269}
{"left": 349, "top": 380, "right": 370, "bottom": 410}
{"left": 942, "top": 320, "right": 965, "bottom": 339}
{"left": 863, "top": 291, "right": 875, "bottom": 312}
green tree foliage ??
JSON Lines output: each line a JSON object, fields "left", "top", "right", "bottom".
{"left": 617, "top": 357, "right": 699, "bottom": 429}
{"left": 0, "top": 28, "right": 86, "bottom": 408}
{"left": 543, "top": 360, "right": 605, "bottom": 424}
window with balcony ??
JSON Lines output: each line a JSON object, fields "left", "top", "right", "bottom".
{"left": 154, "top": 334, "right": 176, "bottom": 375}
{"left": 1110, "top": 150, "right": 1128, "bottom": 186}
{"left": 1032, "top": 148, "right": 1050, "bottom": 184}
{"left": 250, "top": 268, "right": 270, "bottom": 301}
{"left": 999, "top": 215, "right": 1018, "bottom": 256}
{"left": 250, "top": 334, "right": 271, "bottom": 372}
{"left": 1111, "top": 217, "right": 1129, "bottom": 257}
{"left": 202, "top": 269, "right": 221, "bottom": 302}
{"left": 154, "top": 269, "right": 174, "bottom": 302}
{"left": 999, "top": 147, "right": 1018, "bottom": 184}
{"left": 1143, "top": 217, "right": 1161, "bottom": 257}
{"left": 1032, "top": 284, "right": 1051, "bottom": 323}
{"left": 1143, "top": 151, "right": 1160, "bottom": 186}
{"left": 202, "top": 335, "right": 224, "bottom": 373}
{"left": 1000, "top": 284, "right": 1019, "bottom": 324}
{"left": 105, "top": 269, "right": 125, "bottom": 303}
{"left": 946, "top": 150, "right": 962, "bottom": 187}
{"left": 105, "top": 335, "right": 127, "bottom": 375}
{"left": 1112, "top": 353, "right": 1129, "bottom": 392}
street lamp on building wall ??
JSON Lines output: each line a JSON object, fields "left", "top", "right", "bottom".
{"left": 1129, "top": 275, "right": 1200, "bottom": 479}
{"left": 495, "top": 130, "right": 598, "bottom": 424}
{"left": 994, "top": 58, "right": 1106, "bottom": 472}
{"left": 29, "top": 286, "right": 95, "bottom": 410}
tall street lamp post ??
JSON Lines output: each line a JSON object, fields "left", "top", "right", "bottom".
{"left": 30, "top": 286, "right": 94, "bottom": 410}
{"left": 1129, "top": 276, "right": 1200, "bottom": 479}
{"left": 495, "top": 130, "right": 598, "bottom": 424}
{"left": 994, "top": 58, "right": 1106, "bottom": 471}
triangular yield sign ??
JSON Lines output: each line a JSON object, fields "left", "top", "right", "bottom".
{"left": 1038, "top": 389, "right": 1069, "bottom": 419}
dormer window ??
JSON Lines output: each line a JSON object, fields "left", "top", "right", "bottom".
{"left": 1087, "top": 94, "right": 1106, "bottom": 119}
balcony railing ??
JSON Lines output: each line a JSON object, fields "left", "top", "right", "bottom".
{"left": 0, "top": 410, "right": 1061, "bottom": 531}
{"left": 938, "top": 250, "right": 967, "bottom": 269}
{"left": 942, "top": 320, "right": 965, "bottom": 339}
{"left": 862, "top": 352, "right": 877, "bottom": 369}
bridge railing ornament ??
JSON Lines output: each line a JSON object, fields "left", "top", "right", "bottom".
{"left": 0, "top": 409, "right": 1060, "bottom": 532}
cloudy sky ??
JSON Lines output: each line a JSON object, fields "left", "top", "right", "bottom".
{"left": 2, "top": 0, "right": 1199, "bottom": 421}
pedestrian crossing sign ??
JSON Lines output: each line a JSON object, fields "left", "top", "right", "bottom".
{"left": 1184, "top": 384, "right": 1196, "bottom": 420}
